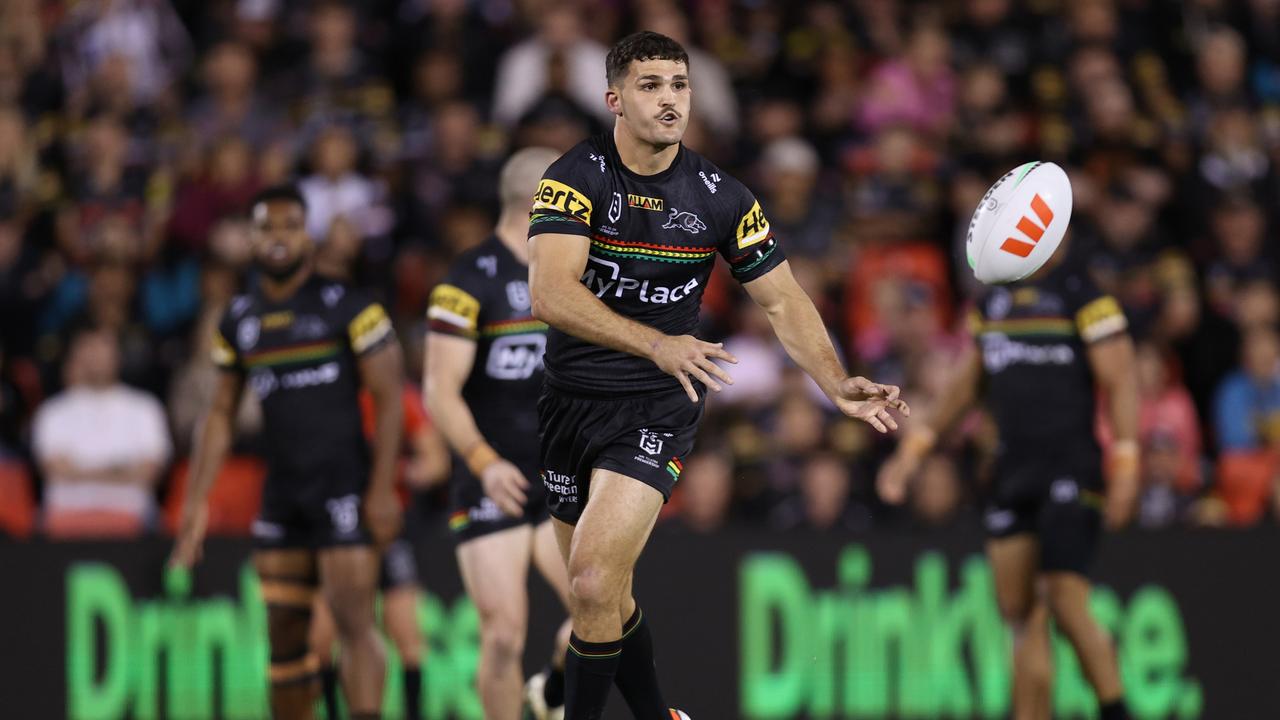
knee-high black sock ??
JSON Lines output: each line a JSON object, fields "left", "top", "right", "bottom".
{"left": 613, "top": 607, "right": 667, "bottom": 719}
{"left": 1100, "top": 699, "right": 1129, "bottom": 720}
{"left": 319, "top": 664, "right": 340, "bottom": 719}
{"left": 565, "top": 634, "right": 622, "bottom": 719}
{"left": 403, "top": 664, "right": 422, "bottom": 719}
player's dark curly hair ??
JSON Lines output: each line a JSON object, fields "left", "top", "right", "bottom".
{"left": 250, "top": 184, "right": 307, "bottom": 213}
{"left": 606, "top": 31, "right": 690, "bottom": 87}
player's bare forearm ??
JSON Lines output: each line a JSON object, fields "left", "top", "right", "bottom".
{"left": 359, "top": 341, "right": 405, "bottom": 493}
{"left": 182, "top": 371, "right": 242, "bottom": 516}
{"left": 744, "top": 261, "right": 847, "bottom": 398}
{"left": 529, "top": 233, "right": 665, "bottom": 361}
{"left": 424, "top": 332, "right": 494, "bottom": 459}
{"left": 924, "top": 344, "right": 982, "bottom": 437}
{"left": 1089, "top": 335, "right": 1139, "bottom": 442}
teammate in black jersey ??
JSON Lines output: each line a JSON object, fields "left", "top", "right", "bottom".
{"left": 527, "top": 32, "right": 908, "bottom": 719}
{"left": 878, "top": 250, "right": 1139, "bottom": 720}
{"left": 425, "top": 148, "right": 572, "bottom": 720}
{"left": 170, "top": 185, "right": 404, "bottom": 720}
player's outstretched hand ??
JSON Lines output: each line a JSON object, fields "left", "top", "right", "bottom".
{"left": 831, "top": 376, "right": 910, "bottom": 433}
{"left": 363, "top": 485, "right": 403, "bottom": 549}
{"left": 481, "top": 459, "right": 530, "bottom": 517}
{"left": 169, "top": 504, "right": 208, "bottom": 569}
{"left": 650, "top": 334, "right": 738, "bottom": 403}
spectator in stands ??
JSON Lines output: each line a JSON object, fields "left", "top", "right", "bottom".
{"left": 1214, "top": 325, "right": 1280, "bottom": 451}
{"left": 186, "top": 41, "right": 285, "bottom": 155}
{"left": 491, "top": 5, "right": 609, "bottom": 128}
{"left": 771, "top": 452, "right": 869, "bottom": 532}
{"left": 1205, "top": 196, "right": 1273, "bottom": 315}
{"left": 909, "top": 453, "right": 964, "bottom": 528}
{"left": 857, "top": 23, "right": 956, "bottom": 137}
{"left": 673, "top": 450, "right": 735, "bottom": 534}
{"left": 299, "top": 123, "right": 391, "bottom": 244}
{"left": 32, "top": 328, "right": 170, "bottom": 536}
{"left": 755, "top": 137, "right": 838, "bottom": 258}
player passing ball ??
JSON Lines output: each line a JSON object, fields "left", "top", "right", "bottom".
{"left": 527, "top": 31, "right": 907, "bottom": 719}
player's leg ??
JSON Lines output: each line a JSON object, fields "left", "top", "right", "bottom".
{"left": 456, "top": 524, "right": 535, "bottom": 719}
{"left": 1039, "top": 482, "right": 1127, "bottom": 719}
{"left": 530, "top": 517, "right": 572, "bottom": 714}
{"left": 381, "top": 538, "right": 426, "bottom": 720}
{"left": 318, "top": 545, "right": 385, "bottom": 719}
{"left": 561, "top": 469, "right": 665, "bottom": 719}
{"left": 987, "top": 535, "right": 1052, "bottom": 720}
{"left": 255, "top": 548, "right": 321, "bottom": 720}
{"left": 308, "top": 597, "right": 341, "bottom": 719}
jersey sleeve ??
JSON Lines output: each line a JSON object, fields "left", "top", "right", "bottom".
{"left": 1068, "top": 274, "right": 1128, "bottom": 344}
{"left": 338, "top": 290, "right": 396, "bottom": 357}
{"left": 718, "top": 183, "right": 786, "bottom": 283}
{"left": 528, "top": 150, "right": 601, "bottom": 239}
{"left": 426, "top": 261, "right": 485, "bottom": 340}
{"left": 211, "top": 310, "right": 244, "bottom": 374}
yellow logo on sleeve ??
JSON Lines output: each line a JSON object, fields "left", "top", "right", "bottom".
{"left": 533, "top": 179, "right": 593, "bottom": 223}
{"left": 736, "top": 201, "right": 771, "bottom": 249}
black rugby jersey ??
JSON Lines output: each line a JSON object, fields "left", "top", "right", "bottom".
{"left": 971, "top": 262, "right": 1128, "bottom": 446}
{"left": 427, "top": 236, "right": 547, "bottom": 466}
{"left": 213, "top": 274, "right": 395, "bottom": 480}
{"left": 528, "top": 132, "right": 786, "bottom": 395}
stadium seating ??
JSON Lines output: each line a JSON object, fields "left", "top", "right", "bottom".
{"left": 162, "top": 456, "right": 267, "bottom": 534}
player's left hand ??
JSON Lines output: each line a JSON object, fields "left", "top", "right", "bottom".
{"left": 363, "top": 485, "right": 403, "bottom": 549}
{"left": 831, "top": 376, "right": 910, "bottom": 433}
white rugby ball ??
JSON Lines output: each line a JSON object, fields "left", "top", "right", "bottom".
{"left": 966, "top": 161, "right": 1073, "bottom": 284}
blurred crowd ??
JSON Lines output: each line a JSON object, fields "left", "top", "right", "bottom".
{"left": 1, "top": 0, "right": 1279, "bottom": 540}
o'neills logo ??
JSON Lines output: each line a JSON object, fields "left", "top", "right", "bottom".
{"left": 628, "top": 194, "right": 664, "bottom": 211}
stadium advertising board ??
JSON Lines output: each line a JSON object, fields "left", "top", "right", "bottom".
{"left": 0, "top": 528, "right": 1273, "bottom": 718}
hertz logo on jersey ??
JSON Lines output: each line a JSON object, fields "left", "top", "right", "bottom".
{"left": 627, "top": 194, "right": 664, "bottom": 211}
{"left": 533, "top": 179, "right": 593, "bottom": 224}
{"left": 736, "top": 201, "right": 772, "bottom": 249}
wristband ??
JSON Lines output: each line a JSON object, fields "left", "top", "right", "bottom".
{"left": 465, "top": 442, "right": 499, "bottom": 476}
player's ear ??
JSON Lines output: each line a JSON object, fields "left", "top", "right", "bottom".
{"left": 605, "top": 87, "right": 623, "bottom": 117}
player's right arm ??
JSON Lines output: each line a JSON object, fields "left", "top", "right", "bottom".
{"left": 876, "top": 332, "right": 984, "bottom": 505}
{"left": 170, "top": 319, "right": 244, "bottom": 569}
{"left": 423, "top": 282, "right": 529, "bottom": 517}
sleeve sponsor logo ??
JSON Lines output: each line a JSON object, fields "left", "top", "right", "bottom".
{"left": 1076, "top": 295, "right": 1128, "bottom": 343}
{"left": 532, "top": 179, "right": 593, "bottom": 223}
{"left": 736, "top": 201, "right": 771, "bottom": 248}
{"left": 348, "top": 303, "right": 393, "bottom": 353}
{"left": 627, "top": 194, "right": 664, "bottom": 211}
{"left": 427, "top": 284, "right": 481, "bottom": 331}
{"left": 211, "top": 330, "right": 237, "bottom": 367}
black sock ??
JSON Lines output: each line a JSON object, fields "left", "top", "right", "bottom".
{"left": 320, "top": 665, "right": 340, "bottom": 719}
{"left": 614, "top": 606, "right": 667, "bottom": 719}
{"left": 403, "top": 664, "right": 422, "bottom": 719}
{"left": 1100, "top": 699, "right": 1129, "bottom": 720}
{"left": 564, "top": 634, "right": 622, "bottom": 719}
{"left": 543, "top": 662, "right": 566, "bottom": 708}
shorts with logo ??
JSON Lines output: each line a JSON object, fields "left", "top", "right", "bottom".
{"left": 252, "top": 463, "right": 372, "bottom": 550}
{"left": 983, "top": 442, "right": 1104, "bottom": 575}
{"left": 379, "top": 537, "right": 419, "bottom": 590}
{"left": 448, "top": 457, "right": 550, "bottom": 543}
{"left": 538, "top": 385, "right": 704, "bottom": 525}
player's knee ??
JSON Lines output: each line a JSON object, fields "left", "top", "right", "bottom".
{"left": 479, "top": 615, "right": 527, "bottom": 666}
{"left": 324, "top": 587, "right": 376, "bottom": 640}
{"left": 567, "top": 563, "right": 618, "bottom": 612}
{"left": 997, "top": 593, "right": 1037, "bottom": 628}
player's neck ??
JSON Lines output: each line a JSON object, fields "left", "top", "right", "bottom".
{"left": 613, "top": 123, "right": 679, "bottom": 176}
{"left": 495, "top": 213, "right": 530, "bottom": 265}
{"left": 259, "top": 263, "right": 312, "bottom": 303}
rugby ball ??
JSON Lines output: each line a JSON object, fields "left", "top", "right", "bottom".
{"left": 966, "top": 162, "right": 1073, "bottom": 284}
